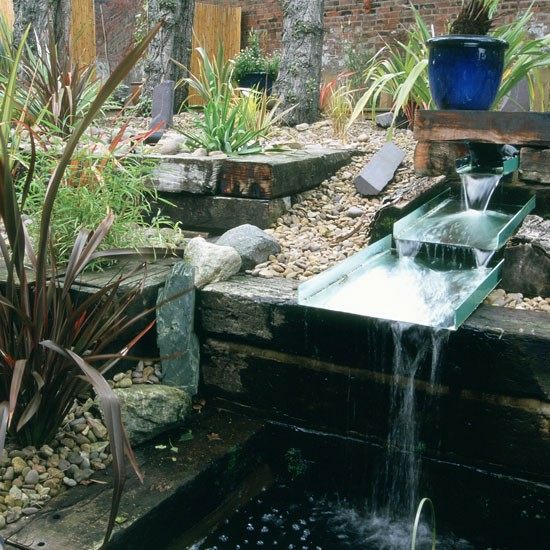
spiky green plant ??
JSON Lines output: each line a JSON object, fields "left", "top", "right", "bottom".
{"left": 176, "top": 45, "right": 291, "bottom": 154}
{"left": 450, "top": 0, "right": 499, "bottom": 35}
{"left": 0, "top": 23, "right": 161, "bottom": 547}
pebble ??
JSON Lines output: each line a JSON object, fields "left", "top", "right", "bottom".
{"left": 63, "top": 477, "right": 77, "bottom": 488}
{"left": 295, "top": 123, "right": 310, "bottom": 132}
{"left": 24, "top": 470, "right": 39, "bottom": 485}
{"left": 11, "top": 457, "right": 27, "bottom": 474}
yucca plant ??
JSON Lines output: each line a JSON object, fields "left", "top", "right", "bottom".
{"left": 450, "top": 0, "right": 499, "bottom": 35}
{"left": 347, "top": 7, "right": 432, "bottom": 133}
{"left": 0, "top": 23, "right": 161, "bottom": 547}
{"left": 177, "top": 45, "right": 291, "bottom": 154}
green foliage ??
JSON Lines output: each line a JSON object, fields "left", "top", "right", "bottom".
{"left": 177, "top": 45, "right": 290, "bottom": 154}
{"left": 232, "top": 30, "right": 280, "bottom": 82}
{"left": 344, "top": 43, "right": 374, "bottom": 93}
{"left": 20, "top": 155, "right": 179, "bottom": 265}
{"left": 347, "top": 2, "right": 550, "bottom": 134}
{"left": 347, "top": 6, "right": 432, "bottom": 133}
{"left": 450, "top": 0, "right": 499, "bottom": 35}
{"left": 20, "top": 34, "right": 102, "bottom": 138}
{"left": 325, "top": 80, "right": 354, "bottom": 141}
{"left": 0, "top": 24, "right": 161, "bottom": 546}
{"left": 285, "top": 448, "right": 308, "bottom": 479}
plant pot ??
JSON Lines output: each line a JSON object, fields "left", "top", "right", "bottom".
{"left": 427, "top": 35, "right": 508, "bottom": 110}
{"left": 237, "top": 72, "right": 275, "bottom": 94}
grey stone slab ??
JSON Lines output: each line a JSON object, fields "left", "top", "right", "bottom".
{"left": 115, "top": 384, "right": 191, "bottom": 445}
{"left": 354, "top": 142, "right": 406, "bottom": 196}
{"left": 150, "top": 80, "right": 175, "bottom": 130}
{"left": 156, "top": 261, "right": 199, "bottom": 394}
{"left": 151, "top": 155, "right": 223, "bottom": 194}
{"left": 500, "top": 78, "right": 531, "bottom": 113}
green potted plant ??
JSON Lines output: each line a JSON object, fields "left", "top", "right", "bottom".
{"left": 233, "top": 30, "right": 280, "bottom": 94}
{"left": 427, "top": 0, "right": 508, "bottom": 110}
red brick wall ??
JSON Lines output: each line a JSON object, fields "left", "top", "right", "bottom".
{"left": 94, "top": 0, "right": 549, "bottom": 76}
{"left": 207, "top": 0, "right": 549, "bottom": 71}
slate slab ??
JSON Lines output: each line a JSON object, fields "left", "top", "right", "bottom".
{"left": 354, "top": 142, "right": 406, "bottom": 196}
{"left": 145, "top": 80, "right": 175, "bottom": 144}
{"left": 156, "top": 261, "right": 200, "bottom": 394}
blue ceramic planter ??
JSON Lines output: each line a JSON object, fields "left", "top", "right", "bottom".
{"left": 427, "top": 35, "right": 508, "bottom": 110}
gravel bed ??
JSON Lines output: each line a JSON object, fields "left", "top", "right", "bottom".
{"left": 484, "top": 289, "right": 550, "bottom": 312}
{"left": 0, "top": 361, "right": 161, "bottom": 529}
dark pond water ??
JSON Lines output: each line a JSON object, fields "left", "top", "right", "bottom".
{"left": 165, "top": 425, "right": 548, "bottom": 550}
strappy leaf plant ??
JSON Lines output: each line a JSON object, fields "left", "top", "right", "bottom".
{"left": 176, "top": 45, "right": 292, "bottom": 154}
{"left": 0, "top": 23, "right": 160, "bottom": 547}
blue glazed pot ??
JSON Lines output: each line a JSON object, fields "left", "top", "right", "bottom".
{"left": 427, "top": 35, "right": 508, "bottom": 110}
{"left": 238, "top": 72, "right": 275, "bottom": 94}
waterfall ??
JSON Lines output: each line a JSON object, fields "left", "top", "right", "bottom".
{"left": 461, "top": 173, "right": 502, "bottom": 211}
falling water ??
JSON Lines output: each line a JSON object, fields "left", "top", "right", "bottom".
{"left": 461, "top": 173, "right": 502, "bottom": 211}
{"left": 473, "top": 248, "right": 496, "bottom": 268}
{"left": 350, "top": 323, "right": 450, "bottom": 549}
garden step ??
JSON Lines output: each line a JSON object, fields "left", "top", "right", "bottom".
{"left": 220, "top": 147, "right": 353, "bottom": 198}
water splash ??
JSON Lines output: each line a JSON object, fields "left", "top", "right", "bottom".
{"left": 461, "top": 173, "right": 502, "bottom": 211}
{"left": 395, "top": 239, "right": 422, "bottom": 259}
{"left": 472, "top": 248, "right": 496, "bottom": 268}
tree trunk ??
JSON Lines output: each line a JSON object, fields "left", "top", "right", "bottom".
{"left": 143, "top": 0, "right": 195, "bottom": 110}
{"left": 274, "top": 0, "right": 324, "bottom": 126}
{"left": 13, "top": 0, "right": 52, "bottom": 53}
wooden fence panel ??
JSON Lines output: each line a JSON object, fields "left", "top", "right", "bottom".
{"left": 71, "top": 0, "right": 96, "bottom": 67}
{"left": 189, "top": 2, "right": 242, "bottom": 106}
{"left": 0, "top": 0, "right": 14, "bottom": 26}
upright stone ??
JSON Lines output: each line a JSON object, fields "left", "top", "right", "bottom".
{"left": 354, "top": 142, "right": 406, "bottom": 196}
{"left": 151, "top": 80, "right": 175, "bottom": 130}
{"left": 156, "top": 262, "right": 200, "bottom": 395}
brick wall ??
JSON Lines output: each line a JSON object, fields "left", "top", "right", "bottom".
{"left": 94, "top": 0, "right": 549, "bottom": 76}
{"left": 206, "top": 0, "right": 549, "bottom": 72}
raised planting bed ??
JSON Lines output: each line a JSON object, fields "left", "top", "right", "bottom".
{"left": 144, "top": 147, "right": 355, "bottom": 232}
{"left": 197, "top": 276, "right": 550, "bottom": 478}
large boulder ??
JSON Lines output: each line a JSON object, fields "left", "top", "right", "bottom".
{"left": 185, "top": 237, "right": 242, "bottom": 288}
{"left": 115, "top": 384, "right": 191, "bottom": 446}
{"left": 502, "top": 216, "right": 550, "bottom": 297}
{"left": 216, "top": 224, "right": 281, "bottom": 270}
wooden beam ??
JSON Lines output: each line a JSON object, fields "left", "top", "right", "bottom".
{"left": 414, "top": 110, "right": 550, "bottom": 147}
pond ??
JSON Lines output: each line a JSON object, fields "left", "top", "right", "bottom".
{"left": 165, "top": 424, "right": 549, "bottom": 549}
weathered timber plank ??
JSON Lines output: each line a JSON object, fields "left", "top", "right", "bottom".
{"left": 197, "top": 276, "right": 550, "bottom": 400}
{"left": 202, "top": 337, "right": 550, "bottom": 477}
{"left": 520, "top": 147, "right": 550, "bottom": 184}
{"left": 414, "top": 110, "right": 550, "bottom": 146}
{"left": 156, "top": 194, "right": 290, "bottom": 232}
{"left": 6, "top": 410, "right": 263, "bottom": 550}
{"left": 151, "top": 155, "right": 223, "bottom": 194}
{"left": 220, "top": 148, "right": 352, "bottom": 198}
{"left": 414, "top": 141, "right": 469, "bottom": 176}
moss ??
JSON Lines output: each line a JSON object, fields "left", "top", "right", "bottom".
{"left": 292, "top": 21, "right": 323, "bottom": 39}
